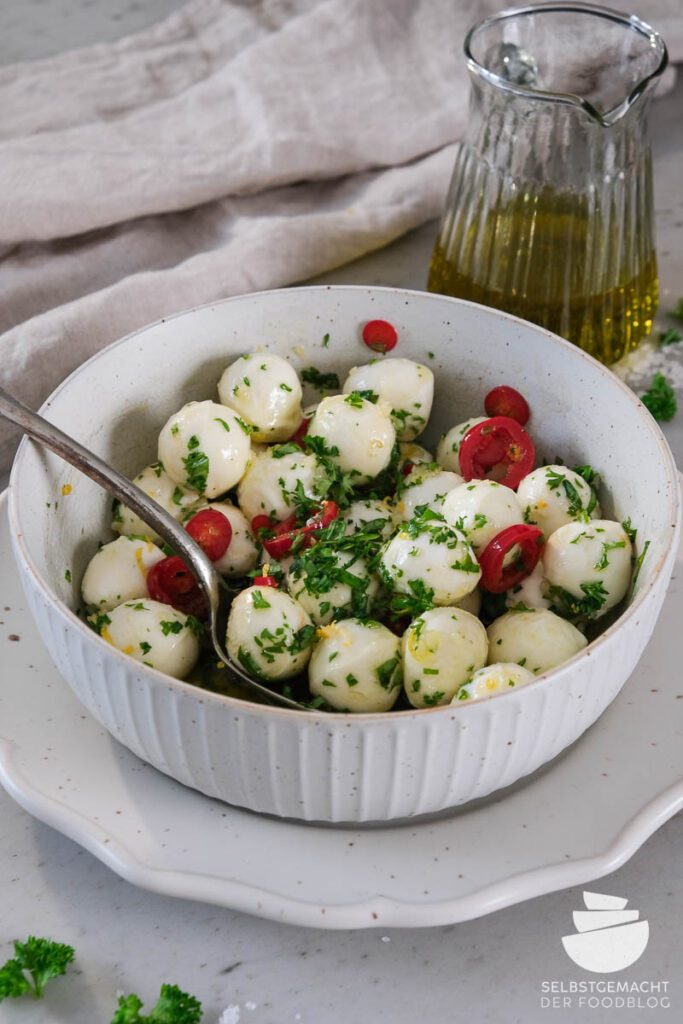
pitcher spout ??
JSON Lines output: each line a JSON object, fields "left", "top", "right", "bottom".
{"left": 465, "top": 2, "right": 668, "bottom": 127}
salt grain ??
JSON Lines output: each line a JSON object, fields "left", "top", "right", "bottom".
{"left": 612, "top": 338, "right": 683, "bottom": 391}
{"left": 218, "top": 1006, "right": 241, "bottom": 1024}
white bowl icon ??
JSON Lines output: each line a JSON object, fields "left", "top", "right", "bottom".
{"left": 583, "top": 891, "right": 629, "bottom": 911}
{"left": 573, "top": 909, "right": 639, "bottom": 933}
{"left": 562, "top": 921, "right": 649, "bottom": 973}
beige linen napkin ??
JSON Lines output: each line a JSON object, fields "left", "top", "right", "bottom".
{"left": 1, "top": 0, "right": 681, "bottom": 471}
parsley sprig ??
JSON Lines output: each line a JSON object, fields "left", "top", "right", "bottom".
{"left": 0, "top": 937, "right": 74, "bottom": 1001}
{"left": 641, "top": 372, "right": 677, "bottom": 422}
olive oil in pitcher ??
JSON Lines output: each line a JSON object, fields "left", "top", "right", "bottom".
{"left": 429, "top": 6, "right": 667, "bottom": 366}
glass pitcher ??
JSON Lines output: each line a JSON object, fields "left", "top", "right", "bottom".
{"left": 428, "top": 3, "right": 668, "bottom": 364}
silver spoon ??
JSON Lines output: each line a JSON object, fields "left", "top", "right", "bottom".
{"left": 0, "top": 387, "right": 310, "bottom": 711}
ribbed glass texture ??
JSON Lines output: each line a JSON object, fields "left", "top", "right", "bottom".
{"left": 428, "top": 4, "right": 667, "bottom": 365}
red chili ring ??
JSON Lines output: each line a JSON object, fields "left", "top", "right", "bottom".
{"left": 458, "top": 416, "right": 535, "bottom": 490}
{"left": 484, "top": 385, "right": 530, "bottom": 426}
{"left": 479, "top": 524, "right": 544, "bottom": 594}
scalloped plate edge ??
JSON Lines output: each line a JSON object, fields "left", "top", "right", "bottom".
{"left": 1, "top": 734, "right": 682, "bottom": 929}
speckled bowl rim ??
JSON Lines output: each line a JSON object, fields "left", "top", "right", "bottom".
{"left": 8, "top": 285, "right": 682, "bottom": 722}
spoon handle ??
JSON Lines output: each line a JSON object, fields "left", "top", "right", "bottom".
{"left": 0, "top": 386, "right": 218, "bottom": 594}
{"left": 1, "top": 387, "right": 308, "bottom": 711}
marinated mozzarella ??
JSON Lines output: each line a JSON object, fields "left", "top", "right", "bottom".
{"left": 379, "top": 513, "right": 481, "bottom": 605}
{"left": 454, "top": 662, "right": 535, "bottom": 703}
{"left": 505, "top": 560, "right": 550, "bottom": 611}
{"left": 217, "top": 353, "right": 303, "bottom": 442}
{"left": 158, "top": 400, "right": 252, "bottom": 499}
{"left": 82, "top": 536, "right": 165, "bottom": 611}
{"left": 403, "top": 607, "right": 488, "bottom": 708}
{"left": 442, "top": 479, "right": 524, "bottom": 553}
{"left": 344, "top": 499, "right": 394, "bottom": 541}
{"left": 342, "top": 358, "right": 434, "bottom": 441}
{"left": 487, "top": 609, "right": 587, "bottom": 674}
{"left": 237, "top": 446, "right": 323, "bottom": 523}
{"left": 543, "top": 520, "right": 632, "bottom": 618}
{"left": 309, "top": 619, "right": 402, "bottom": 712}
{"left": 202, "top": 502, "right": 259, "bottom": 577}
{"left": 308, "top": 394, "right": 395, "bottom": 482}
{"left": 287, "top": 553, "right": 377, "bottom": 626}
{"left": 398, "top": 442, "right": 434, "bottom": 473}
{"left": 517, "top": 465, "right": 600, "bottom": 538}
{"left": 112, "top": 462, "right": 199, "bottom": 541}
{"left": 226, "top": 587, "right": 314, "bottom": 680}
{"left": 436, "top": 417, "right": 487, "bottom": 474}
{"left": 393, "top": 467, "right": 463, "bottom": 523}
{"left": 101, "top": 600, "right": 199, "bottom": 679}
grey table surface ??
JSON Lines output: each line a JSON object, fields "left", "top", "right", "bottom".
{"left": 0, "top": 3, "right": 682, "bottom": 1023}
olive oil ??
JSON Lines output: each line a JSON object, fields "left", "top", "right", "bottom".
{"left": 428, "top": 192, "right": 658, "bottom": 365}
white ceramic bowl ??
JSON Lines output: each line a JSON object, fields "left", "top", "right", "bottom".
{"left": 8, "top": 287, "right": 680, "bottom": 822}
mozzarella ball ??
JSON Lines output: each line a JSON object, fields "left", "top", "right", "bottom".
{"left": 403, "top": 607, "right": 488, "bottom": 708}
{"left": 398, "top": 442, "right": 434, "bottom": 473}
{"left": 505, "top": 560, "right": 550, "bottom": 611}
{"left": 394, "top": 467, "right": 463, "bottom": 523}
{"left": 226, "top": 587, "right": 314, "bottom": 681}
{"left": 237, "top": 447, "right": 323, "bottom": 523}
{"left": 112, "top": 462, "right": 200, "bottom": 541}
{"left": 487, "top": 609, "right": 587, "bottom": 674}
{"left": 101, "top": 600, "right": 200, "bottom": 679}
{"left": 217, "top": 353, "right": 303, "bottom": 442}
{"left": 436, "top": 417, "right": 487, "bottom": 474}
{"left": 342, "top": 358, "right": 434, "bottom": 440}
{"left": 81, "top": 537, "right": 165, "bottom": 611}
{"left": 199, "top": 502, "right": 259, "bottom": 577}
{"left": 309, "top": 619, "right": 402, "bottom": 712}
{"left": 344, "top": 499, "right": 394, "bottom": 542}
{"left": 287, "top": 553, "right": 378, "bottom": 625}
{"left": 308, "top": 394, "right": 396, "bottom": 483}
{"left": 158, "top": 400, "right": 252, "bottom": 499}
{"left": 442, "top": 480, "right": 524, "bottom": 553}
{"left": 544, "top": 520, "right": 632, "bottom": 618}
{"left": 379, "top": 516, "right": 481, "bottom": 605}
{"left": 517, "top": 465, "right": 601, "bottom": 538}
{"left": 454, "top": 662, "right": 535, "bottom": 704}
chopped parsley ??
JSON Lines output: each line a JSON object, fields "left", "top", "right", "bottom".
{"left": 346, "top": 673, "right": 359, "bottom": 687}
{"left": 64, "top": 569, "right": 72, "bottom": 583}
{"left": 251, "top": 590, "right": 272, "bottom": 610}
{"left": 322, "top": 332, "right": 330, "bottom": 347}
{"left": 659, "top": 328, "right": 682, "bottom": 347}
{"left": 422, "top": 691, "right": 446, "bottom": 707}
{"left": 160, "top": 619, "right": 183, "bottom": 636}
{"left": 621, "top": 517, "right": 637, "bottom": 544}
{"left": 594, "top": 540, "right": 626, "bottom": 571}
{"left": 182, "top": 437, "right": 209, "bottom": 494}
{"left": 235, "top": 417, "right": 255, "bottom": 435}
{"left": 641, "top": 372, "right": 677, "bottom": 422}
{"left": 375, "top": 656, "right": 401, "bottom": 690}
{"left": 548, "top": 581, "right": 609, "bottom": 619}
{"left": 139, "top": 641, "right": 152, "bottom": 655}
{"left": 301, "top": 367, "right": 340, "bottom": 391}
{"left": 213, "top": 417, "right": 231, "bottom": 432}
{"left": 280, "top": 382, "right": 293, "bottom": 392}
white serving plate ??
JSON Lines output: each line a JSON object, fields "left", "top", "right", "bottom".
{"left": 1, "top": 489, "right": 681, "bottom": 929}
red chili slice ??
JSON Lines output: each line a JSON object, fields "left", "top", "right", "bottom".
{"left": 288, "top": 416, "right": 311, "bottom": 447}
{"left": 484, "top": 385, "right": 530, "bottom": 426}
{"left": 401, "top": 460, "right": 414, "bottom": 478}
{"left": 479, "top": 524, "right": 544, "bottom": 593}
{"left": 185, "top": 508, "right": 232, "bottom": 561}
{"left": 362, "top": 319, "right": 398, "bottom": 353}
{"left": 146, "top": 555, "right": 208, "bottom": 619}
{"left": 253, "top": 575, "right": 278, "bottom": 588}
{"left": 251, "top": 501, "right": 340, "bottom": 559}
{"left": 458, "top": 416, "right": 535, "bottom": 489}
